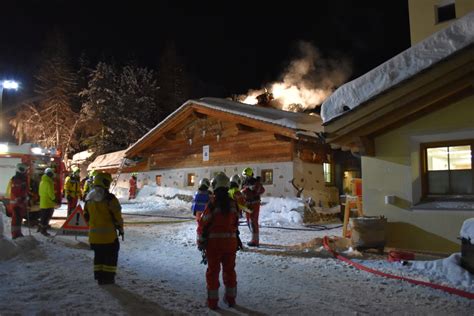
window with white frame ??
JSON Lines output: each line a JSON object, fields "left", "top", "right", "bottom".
{"left": 422, "top": 140, "right": 473, "bottom": 196}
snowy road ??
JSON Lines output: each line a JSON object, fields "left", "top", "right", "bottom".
{"left": 1, "top": 198, "right": 473, "bottom": 315}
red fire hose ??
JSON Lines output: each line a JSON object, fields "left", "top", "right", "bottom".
{"left": 322, "top": 236, "right": 474, "bottom": 300}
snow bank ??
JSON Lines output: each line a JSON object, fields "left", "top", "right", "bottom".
{"left": 460, "top": 218, "right": 474, "bottom": 243}
{"left": 0, "top": 236, "right": 39, "bottom": 261}
{"left": 321, "top": 11, "right": 474, "bottom": 122}
{"left": 410, "top": 253, "right": 474, "bottom": 292}
{"left": 260, "top": 197, "right": 304, "bottom": 226}
{"left": 119, "top": 185, "right": 308, "bottom": 227}
{"left": 358, "top": 252, "right": 474, "bottom": 293}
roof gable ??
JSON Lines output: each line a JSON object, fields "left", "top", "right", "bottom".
{"left": 126, "top": 98, "right": 322, "bottom": 156}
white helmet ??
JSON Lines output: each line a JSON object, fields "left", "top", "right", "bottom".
{"left": 16, "top": 163, "right": 28, "bottom": 174}
{"left": 44, "top": 168, "right": 54, "bottom": 177}
{"left": 199, "top": 178, "right": 210, "bottom": 189}
{"left": 211, "top": 172, "right": 229, "bottom": 190}
{"left": 230, "top": 174, "right": 241, "bottom": 186}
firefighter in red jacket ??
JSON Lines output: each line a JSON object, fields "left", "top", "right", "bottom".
{"left": 241, "top": 167, "right": 265, "bottom": 247}
{"left": 129, "top": 173, "right": 137, "bottom": 200}
{"left": 6, "top": 163, "right": 29, "bottom": 239}
{"left": 197, "top": 172, "right": 241, "bottom": 310}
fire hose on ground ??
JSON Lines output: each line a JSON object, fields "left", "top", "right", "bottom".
{"left": 322, "top": 236, "right": 474, "bottom": 300}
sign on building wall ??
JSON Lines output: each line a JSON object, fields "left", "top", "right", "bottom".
{"left": 203, "top": 145, "right": 209, "bottom": 161}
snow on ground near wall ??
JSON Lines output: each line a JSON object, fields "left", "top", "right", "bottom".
{"left": 461, "top": 218, "right": 474, "bottom": 242}
{"left": 117, "top": 184, "right": 306, "bottom": 227}
{"left": 358, "top": 253, "right": 474, "bottom": 293}
{"left": 321, "top": 11, "right": 474, "bottom": 123}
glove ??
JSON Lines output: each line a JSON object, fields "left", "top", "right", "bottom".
{"left": 117, "top": 227, "right": 124, "bottom": 240}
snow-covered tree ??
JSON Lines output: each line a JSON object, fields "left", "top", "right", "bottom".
{"left": 80, "top": 62, "right": 160, "bottom": 155}
{"left": 10, "top": 31, "right": 79, "bottom": 159}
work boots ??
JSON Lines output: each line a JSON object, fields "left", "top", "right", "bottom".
{"left": 37, "top": 225, "right": 51, "bottom": 236}
{"left": 223, "top": 296, "right": 236, "bottom": 307}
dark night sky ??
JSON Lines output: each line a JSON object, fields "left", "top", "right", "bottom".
{"left": 0, "top": 0, "right": 411, "bottom": 102}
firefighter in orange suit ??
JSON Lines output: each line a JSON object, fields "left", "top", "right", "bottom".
{"left": 84, "top": 172, "right": 124, "bottom": 285}
{"left": 241, "top": 167, "right": 265, "bottom": 247}
{"left": 197, "top": 172, "right": 241, "bottom": 310}
{"left": 6, "top": 163, "right": 29, "bottom": 239}
{"left": 64, "top": 167, "right": 82, "bottom": 216}
{"left": 128, "top": 173, "right": 137, "bottom": 200}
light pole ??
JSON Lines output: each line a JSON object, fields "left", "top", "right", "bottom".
{"left": 0, "top": 80, "right": 19, "bottom": 140}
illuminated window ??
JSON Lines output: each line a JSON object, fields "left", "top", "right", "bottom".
{"left": 435, "top": 2, "right": 455, "bottom": 24}
{"left": 423, "top": 141, "right": 473, "bottom": 196}
{"left": 155, "top": 175, "right": 162, "bottom": 186}
{"left": 187, "top": 173, "right": 196, "bottom": 186}
{"left": 260, "top": 169, "right": 273, "bottom": 185}
{"left": 323, "top": 163, "right": 333, "bottom": 184}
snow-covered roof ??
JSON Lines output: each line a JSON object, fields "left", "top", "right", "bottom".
{"left": 321, "top": 11, "right": 474, "bottom": 123}
{"left": 88, "top": 150, "right": 127, "bottom": 171}
{"left": 71, "top": 150, "right": 94, "bottom": 163}
{"left": 191, "top": 98, "right": 322, "bottom": 132}
{"left": 127, "top": 97, "right": 322, "bottom": 155}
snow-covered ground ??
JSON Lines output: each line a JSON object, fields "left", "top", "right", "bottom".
{"left": 1, "top": 186, "right": 473, "bottom": 315}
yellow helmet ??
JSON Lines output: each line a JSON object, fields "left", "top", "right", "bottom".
{"left": 93, "top": 172, "right": 113, "bottom": 189}
{"left": 242, "top": 167, "right": 253, "bottom": 177}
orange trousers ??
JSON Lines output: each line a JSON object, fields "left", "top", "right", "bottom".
{"left": 205, "top": 242, "right": 237, "bottom": 307}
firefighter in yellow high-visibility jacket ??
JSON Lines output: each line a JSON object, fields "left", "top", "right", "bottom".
{"left": 84, "top": 172, "right": 123, "bottom": 285}
{"left": 64, "top": 167, "right": 82, "bottom": 216}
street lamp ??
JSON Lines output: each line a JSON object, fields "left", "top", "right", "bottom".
{"left": 0, "top": 80, "right": 19, "bottom": 139}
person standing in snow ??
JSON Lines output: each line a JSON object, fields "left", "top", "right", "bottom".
{"left": 240, "top": 167, "right": 265, "bottom": 247}
{"left": 128, "top": 173, "right": 138, "bottom": 200}
{"left": 191, "top": 178, "right": 211, "bottom": 220}
{"left": 197, "top": 172, "right": 241, "bottom": 310}
{"left": 38, "top": 168, "right": 57, "bottom": 236}
{"left": 228, "top": 174, "right": 247, "bottom": 218}
{"left": 84, "top": 172, "right": 124, "bottom": 285}
{"left": 64, "top": 167, "right": 82, "bottom": 216}
{"left": 6, "top": 163, "right": 29, "bottom": 239}
{"left": 81, "top": 170, "right": 97, "bottom": 201}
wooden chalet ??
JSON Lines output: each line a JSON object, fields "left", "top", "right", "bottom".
{"left": 125, "top": 97, "right": 341, "bottom": 205}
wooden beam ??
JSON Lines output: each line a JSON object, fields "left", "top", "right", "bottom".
{"left": 193, "top": 111, "right": 208, "bottom": 119}
{"left": 163, "top": 132, "right": 176, "bottom": 140}
{"left": 274, "top": 134, "right": 293, "bottom": 142}
{"left": 236, "top": 123, "right": 260, "bottom": 132}
{"left": 358, "top": 136, "right": 375, "bottom": 156}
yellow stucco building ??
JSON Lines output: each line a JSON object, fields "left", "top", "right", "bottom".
{"left": 409, "top": 0, "right": 474, "bottom": 44}
{"left": 321, "top": 5, "right": 473, "bottom": 253}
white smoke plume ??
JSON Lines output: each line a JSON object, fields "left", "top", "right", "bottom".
{"left": 241, "top": 41, "right": 352, "bottom": 112}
